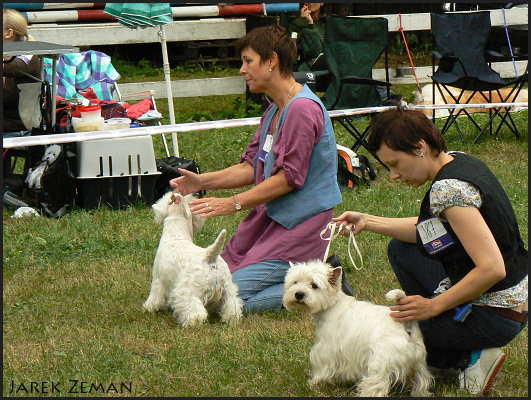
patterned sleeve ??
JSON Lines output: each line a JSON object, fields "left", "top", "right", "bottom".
{"left": 429, "top": 179, "right": 483, "bottom": 218}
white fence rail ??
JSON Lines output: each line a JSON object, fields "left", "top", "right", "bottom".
{"left": 27, "top": 9, "right": 528, "bottom": 99}
{"left": 29, "top": 9, "right": 527, "bottom": 46}
{"left": 4, "top": 102, "right": 528, "bottom": 150}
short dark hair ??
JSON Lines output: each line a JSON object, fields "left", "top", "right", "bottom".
{"left": 235, "top": 24, "right": 296, "bottom": 79}
{"left": 368, "top": 107, "right": 446, "bottom": 155}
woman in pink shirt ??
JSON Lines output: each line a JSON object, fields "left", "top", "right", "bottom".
{"left": 170, "top": 25, "right": 342, "bottom": 312}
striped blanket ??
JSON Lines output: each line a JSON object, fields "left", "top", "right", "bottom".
{"left": 44, "top": 50, "right": 121, "bottom": 101}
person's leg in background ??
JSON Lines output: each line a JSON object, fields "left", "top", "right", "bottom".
{"left": 231, "top": 259, "right": 290, "bottom": 313}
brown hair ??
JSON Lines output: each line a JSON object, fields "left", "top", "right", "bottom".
{"left": 368, "top": 107, "right": 446, "bottom": 156}
{"left": 3, "top": 8, "right": 35, "bottom": 41}
{"left": 235, "top": 24, "right": 296, "bottom": 79}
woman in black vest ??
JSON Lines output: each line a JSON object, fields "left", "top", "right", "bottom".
{"left": 332, "top": 107, "right": 527, "bottom": 396}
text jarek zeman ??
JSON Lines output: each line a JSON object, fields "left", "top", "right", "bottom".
{"left": 8, "top": 379, "right": 133, "bottom": 395}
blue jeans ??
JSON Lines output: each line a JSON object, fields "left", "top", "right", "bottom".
{"left": 388, "top": 239, "right": 527, "bottom": 369}
{"left": 231, "top": 259, "right": 290, "bottom": 313}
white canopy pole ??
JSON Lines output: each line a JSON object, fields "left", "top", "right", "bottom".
{"left": 159, "top": 24, "right": 179, "bottom": 157}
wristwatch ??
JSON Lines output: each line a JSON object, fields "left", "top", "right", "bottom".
{"left": 233, "top": 195, "right": 242, "bottom": 211}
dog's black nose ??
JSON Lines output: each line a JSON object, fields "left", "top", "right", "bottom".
{"left": 295, "top": 291, "right": 305, "bottom": 301}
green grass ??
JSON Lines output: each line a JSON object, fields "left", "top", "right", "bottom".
{"left": 3, "top": 87, "right": 528, "bottom": 397}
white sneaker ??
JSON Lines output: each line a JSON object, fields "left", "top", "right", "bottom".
{"left": 459, "top": 347, "right": 507, "bottom": 396}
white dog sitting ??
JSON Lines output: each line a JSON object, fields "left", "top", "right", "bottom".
{"left": 143, "top": 191, "right": 243, "bottom": 327}
{"left": 283, "top": 260, "right": 433, "bottom": 397}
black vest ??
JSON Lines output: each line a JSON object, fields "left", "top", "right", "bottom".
{"left": 416, "top": 152, "right": 527, "bottom": 292}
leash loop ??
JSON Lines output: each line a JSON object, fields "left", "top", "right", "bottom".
{"left": 320, "top": 222, "right": 363, "bottom": 270}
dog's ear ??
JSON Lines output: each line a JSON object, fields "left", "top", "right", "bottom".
{"left": 152, "top": 205, "right": 167, "bottom": 225}
{"left": 328, "top": 266, "right": 342, "bottom": 287}
{"left": 152, "top": 196, "right": 169, "bottom": 225}
{"left": 205, "top": 229, "right": 227, "bottom": 264}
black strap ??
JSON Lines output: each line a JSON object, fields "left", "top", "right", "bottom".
{"left": 337, "top": 161, "right": 369, "bottom": 186}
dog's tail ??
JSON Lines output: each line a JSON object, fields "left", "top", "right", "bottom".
{"left": 205, "top": 229, "right": 227, "bottom": 264}
{"left": 386, "top": 289, "right": 416, "bottom": 335}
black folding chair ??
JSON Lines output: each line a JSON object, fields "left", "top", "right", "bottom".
{"left": 3, "top": 75, "right": 52, "bottom": 197}
{"left": 320, "top": 16, "right": 393, "bottom": 169}
{"left": 430, "top": 11, "right": 528, "bottom": 142}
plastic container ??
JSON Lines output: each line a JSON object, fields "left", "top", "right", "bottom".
{"left": 78, "top": 105, "right": 102, "bottom": 121}
{"left": 104, "top": 117, "right": 131, "bottom": 129}
{"left": 72, "top": 117, "right": 104, "bottom": 132}
{"left": 75, "top": 136, "right": 161, "bottom": 209}
{"left": 103, "top": 120, "right": 118, "bottom": 130}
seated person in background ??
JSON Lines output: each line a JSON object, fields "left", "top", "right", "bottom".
{"left": 3, "top": 8, "right": 41, "bottom": 136}
{"left": 288, "top": 3, "right": 327, "bottom": 71}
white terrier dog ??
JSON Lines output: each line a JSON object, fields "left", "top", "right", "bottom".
{"left": 143, "top": 191, "right": 243, "bottom": 327}
{"left": 283, "top": 260, "right": 433, "bottom": 397}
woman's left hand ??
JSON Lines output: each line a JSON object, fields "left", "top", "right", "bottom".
{"left": 189, "top": 197, "right": 237, "bottom": 218}
{"left": 389, "top": 295, "right": 440, "bottom": 322}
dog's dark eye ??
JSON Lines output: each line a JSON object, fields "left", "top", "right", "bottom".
{"left": 311, "top": 283, "right": 319, "bottom": 289}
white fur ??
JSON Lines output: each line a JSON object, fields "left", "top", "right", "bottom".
{"left": 283, "top": 260, "right": 433, "bottom": 397}
{"left": 143, "top": 191, "right": 243, "bottom": 327}
{"left": 25, "top": 144, "right": 62, "bottom": 189}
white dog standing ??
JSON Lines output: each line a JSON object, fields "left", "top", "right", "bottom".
{"left": 143, "top": 192, "right": 243, "bottom": 327}
{"left": 283, "top": 260, "right": 433, "bottom": 397}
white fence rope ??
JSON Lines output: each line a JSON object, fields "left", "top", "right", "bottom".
{"left": 3, "top": 102, "right": 528, "bottom": 149}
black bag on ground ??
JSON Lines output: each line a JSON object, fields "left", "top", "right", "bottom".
{"left": 337, "top": 144, "right": 376, "bottom": 189}
{"left": 154, "top": 156, "right": 205, "bottom": 201}
{"left": 22, "top": 143, "right": 77, "bottom": 218}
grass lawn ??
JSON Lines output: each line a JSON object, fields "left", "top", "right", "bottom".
{"left": 3, "top": 84, "right": 528, "bottom": 397}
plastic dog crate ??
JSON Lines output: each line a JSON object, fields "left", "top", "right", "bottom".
{"left": 76, "top": 136, "right": 161, "bottom": 209}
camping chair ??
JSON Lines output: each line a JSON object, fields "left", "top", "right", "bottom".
{"left": 320, "top": 15, "right": 393, "bottom": 168}
{"left": 3, "top": 71, "right": 53, "bottom": 198}
{"left": 43, "top": 51, "right": 170, "bottom": 157}
{"left": 430, "top": 11, "right": 528, "bottom": 142}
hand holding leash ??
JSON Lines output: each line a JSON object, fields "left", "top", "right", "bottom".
{"left": 320, "top": 222, "right": 363, "bottom": 270}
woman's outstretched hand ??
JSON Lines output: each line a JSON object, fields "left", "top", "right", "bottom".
{"left": 169, "top": 168, "right": 202, "bottom": 199}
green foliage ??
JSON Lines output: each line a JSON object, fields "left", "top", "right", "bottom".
{"left": 231, "top": 97, "right": 265, "bottom": 119}
{"left": 111, "top": 57, "right": 240, "bottom": 83}
{"left": 388, "top": 32, "right": 433, "bottom": 67}
{"left": 3, "top": 86, "right": 528, "bottom": 397}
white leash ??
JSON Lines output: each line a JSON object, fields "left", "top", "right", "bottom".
{"left": 320, "top": 222, "right": 363, "bottom": 270}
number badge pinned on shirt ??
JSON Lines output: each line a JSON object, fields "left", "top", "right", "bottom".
{"left": 259, "top": 134, "right": 274, "bottom": 162}
{"left": 416, "top": 216, "right": 455, "bottom": 255}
